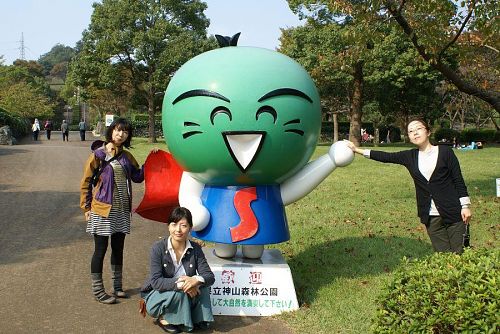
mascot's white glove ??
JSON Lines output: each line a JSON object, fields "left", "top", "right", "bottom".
{"left": 328, "top": 140, "right": 354, "bottom": 167}
{"left": 178, "top": 172, "right": 211, "bottom": 231}
{"left": 189, "top": 203, "right": 210, "bottom": 232}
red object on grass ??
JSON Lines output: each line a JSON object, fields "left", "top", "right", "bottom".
{"left": 135, "top": 150, "right": 183, "bottom": 223}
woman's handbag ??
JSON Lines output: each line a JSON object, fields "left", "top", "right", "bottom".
{"left": 463, "top": 224, "right": 471, "bottom": 248}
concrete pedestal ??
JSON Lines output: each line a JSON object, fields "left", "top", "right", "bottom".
{"left": 203, "top": 247, "right": 299, "bottom": 316}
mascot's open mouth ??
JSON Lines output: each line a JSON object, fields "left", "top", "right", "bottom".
{"left": 222, "top": 131, "right": 266, "bottom": 173}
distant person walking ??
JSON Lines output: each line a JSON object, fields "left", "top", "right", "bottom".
{"left": 44, "top": 119, "right": 53, "bottom": 140}
{"left": 32, "top": 119, "right": 40, "bottom": 141}
{"left": 79, "top": 119, "right": 87, "bottom": 141}
{"left": 61, "top": 120, "right": 69, "bottom": 141}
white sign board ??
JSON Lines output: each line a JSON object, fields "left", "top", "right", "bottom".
{"left": 204, "top": 248, "right": 299, "bottom": 316}
{"left": 496, "top": 178, "right": 500, "bottom": 197}
{"left": 105, "top": 114, "right": 115, "bottom": 127}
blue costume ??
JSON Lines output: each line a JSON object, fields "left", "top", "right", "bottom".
{"left": 191, "top": 185, "right": 289, "bottom": 245}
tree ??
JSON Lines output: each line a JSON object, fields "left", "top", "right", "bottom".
{"left": 38, "top": 44, "right": 76, "bottom": 76}
{"left": 49, "top": 62, "right": 69, "bottom": 79}
{"left": 0, "top": 81, "right": 55, "bottom": 119}
{"left": 0, "top": 61, "right": 55, "bottom": 112}
{"left": 11, "top": 60, "right": 44, "bottom": 79}
{"left": 365, "top": 27, "right": 443, "bottom": 138}
{"left": 287, "top": 0, "right": 500, "bottom": 112}
{"left": 1, "top": 60, "right": 53, "bottom": 96}
{"left": 438, "top": 41, "right": 499, "bottom": 130}
{"left": 68, "top": 0, "right": 215, "bottom": 142}
{"left": 279, "top": 21, "right": 369, "bottom": 145}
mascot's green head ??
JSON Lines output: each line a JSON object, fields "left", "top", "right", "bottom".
{"left": 163, "top": 36, "right": 321, "bottom": 185}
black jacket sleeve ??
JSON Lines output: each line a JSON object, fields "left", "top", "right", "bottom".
{"left": 149, "top": 241, "right": 177, "bottom": 292}
{"left": 193, "top": 243, "right": 215, "bottom": 287}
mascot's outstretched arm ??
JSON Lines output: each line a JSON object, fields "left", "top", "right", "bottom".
{"left": 178, "top": 172, "right": 210, "bottom": 231}
{"left": 281, "top": 141, "right": 353, "bottom": 205}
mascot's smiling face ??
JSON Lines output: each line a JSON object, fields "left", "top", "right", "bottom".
{"left": 162, "top": 47, "right": 321, "bottom": 185}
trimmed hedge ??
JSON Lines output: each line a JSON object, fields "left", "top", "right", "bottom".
{"left": 434, "top": 128, "right": 499, "bottom": 143}
{"left": 460, "top": 129, "right": 497, "bottom": 143}
{"left": 130, "top": 115, "right": 163, "bottom": 138}
{"left": 372, "top": 248, "right": 499, "bottom": 334}
{"left": 434, "top": 128, "right": 461, "bottom": 142}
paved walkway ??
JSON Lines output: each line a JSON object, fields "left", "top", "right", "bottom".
{"left": 0, "top": 132, "right": 293, "bottom": 334}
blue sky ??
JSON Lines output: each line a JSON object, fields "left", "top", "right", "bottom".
{"left": 0, "top": 0, "right": 303, "bottom": 65}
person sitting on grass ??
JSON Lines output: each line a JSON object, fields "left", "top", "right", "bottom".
{"left": 140, "top": 207, "right": 215, "bottom": 333}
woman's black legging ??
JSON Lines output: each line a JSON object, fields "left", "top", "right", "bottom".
{"left": 91, "top": 233, "right": 126, "bottom": 273}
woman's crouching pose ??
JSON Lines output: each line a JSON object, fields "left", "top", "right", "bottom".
{"left": 141, "top": 207, "right": 215, "bottom": 333}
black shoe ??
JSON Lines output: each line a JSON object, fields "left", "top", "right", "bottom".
{"left": 154, "top": 319, "right": 180, "bottom": 334}
{"left": 194, "top": 321, "right": 210, "bottom": 330}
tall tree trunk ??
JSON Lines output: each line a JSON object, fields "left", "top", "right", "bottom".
{"left": 402, "top": 113, "right": 410, "bottom": 143}
{"left": 349, "top": 61, "right": 364, "bottom": 146}
{"left": 332, "top": 112, "right": 339, "bottom": 142}
{"left": 147, "top": 90, "right": 157, "bottom": 143}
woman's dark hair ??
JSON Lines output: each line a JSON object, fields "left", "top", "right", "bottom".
{"left": 407, "top": 117, "right": 430, "bottom": 132}
{"left": 169, "top": 207, "right": 193, "bottom": 228}
{"left": 106, "top": 118, "right": 133, "bottom": 148}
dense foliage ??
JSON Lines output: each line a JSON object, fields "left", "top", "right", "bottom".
{"left": 66, "top": 0, "right": 216, "bottom": 142}
{"left": 0, "top": 107, "right": 30, "bottom": 137}
{"left": 434, "top": 128, "right": 499, "bottom": 143}
{"left": 0, "top": 62, "right": 56, "bottom": 121}
{"left": 287, "top": 0, "right": 500, "bottom": 113}
{"left": 38, "top": 44, "right": 76, "bottom": 77}
{"left": 372, "top": 248, "right": 499, "bottom": 333}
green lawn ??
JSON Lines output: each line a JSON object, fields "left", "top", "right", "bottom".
{"left": 130, "top": 139, "right": 500, "bottom": 333}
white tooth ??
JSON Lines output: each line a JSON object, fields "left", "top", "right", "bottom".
{"left": 226, "top": 134, "right": 263, "bottom": 170}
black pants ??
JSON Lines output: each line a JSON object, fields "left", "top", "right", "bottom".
{"left": 80, "top": 130, "right": 86, "bottom": 141}
{"left": 62, "top": 131, "right": 69, "bottom": 141}
{"left": 33, "top": 130, "right": 39, "bottom": 141}
{"left": 46, "top": 130, "right": 51, "bottom": 140}
{"left": 91, "top": 233, "right": 126, "bottom": 273}
{"left": 425, "top": 216, "right": 466, "bottom": 253}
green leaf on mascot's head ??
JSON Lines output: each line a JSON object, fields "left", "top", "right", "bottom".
{"left": 162, "top": 47, "right": 321, "bottom": 185}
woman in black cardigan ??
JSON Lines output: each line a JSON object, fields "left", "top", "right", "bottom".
{"left": 141, "top": 207, "right": 215, "bottom": 333}
{"left": 348, "top": 118, "right": 472, "bottom": 253}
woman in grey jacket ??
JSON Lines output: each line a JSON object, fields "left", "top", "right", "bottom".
{"left": 141, "top": 207, "right": 215, "bottom": 333}
{"left": 348, "top": 118, "right": 472, "bottom": 253}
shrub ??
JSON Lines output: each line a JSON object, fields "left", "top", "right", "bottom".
{"left": 434, "top": 128, "right": 460, "bottom": 142}
{"left": 460, "top": 129, "right": 497, "bottom": 143}
{"left": 0, "top": 108, "right": 30, "bottom": 138}
{"left": 130, "top": 114, "right": 163, "bottom": 138}
{"left": 372, "top": 248, "right": 499, "bottom": 334}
